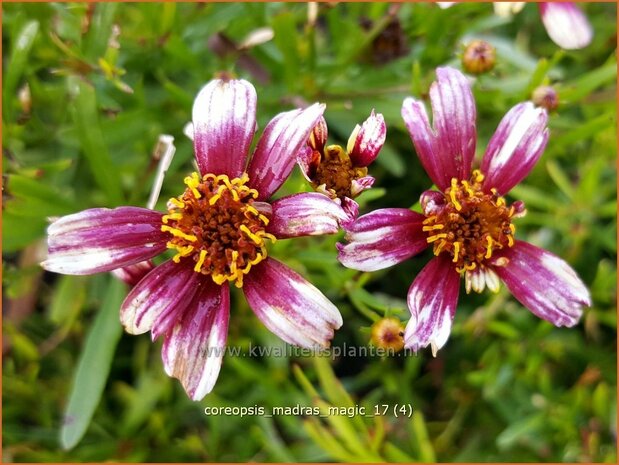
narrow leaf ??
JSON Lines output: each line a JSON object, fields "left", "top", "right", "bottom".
{"left": 60, "top": 278, "right": 125, "bottom": 450}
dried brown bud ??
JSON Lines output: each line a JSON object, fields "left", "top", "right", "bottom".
{"left": 462, "top": 40, "right": 496, "bottom": 75}
{"left": 532, "top": 85, "right": 559, "bottom": 112}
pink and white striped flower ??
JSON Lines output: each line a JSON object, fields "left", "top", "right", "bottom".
{"left": 297, "top": 110, "right": 386, "bottom": 217}
{"left": 43, "top": 78, "right": 345, "bottom": 400}
{"left": 338, "top": 67, "right": 590, "bottom": 356}
{"left": 438, "top": 2, "right": 593, "bottom": 50}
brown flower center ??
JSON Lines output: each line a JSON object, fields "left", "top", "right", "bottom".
{"left": 312, "top": 145, "right": 368, "bottom": 199}
{"left": 423, "top": 170, "right": 515, "bottom": 274}
{"left": 161, "top": 172, "right": 275, "bottom": 287}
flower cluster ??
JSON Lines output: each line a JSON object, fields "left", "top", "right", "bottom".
{"left": 44, "top": 78, "right": 346, "bottom": 400}
{"left": 44, "top": 65, "right": 591, "bottom": 399}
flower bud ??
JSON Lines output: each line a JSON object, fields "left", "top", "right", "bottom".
{"left": 370, "top": 317, "right": 405, "bottom": 352}
{"left": 532, "top": 85, "right": 559, "bottom": 112}
{"left": 462, "top": 40, "right": 496, "bottom": 75}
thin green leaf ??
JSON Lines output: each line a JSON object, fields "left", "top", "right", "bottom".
{"left": 60, "top": 278, "right": 125, "bottom": 450}
{"left": 3, "top": 20, "right": 39, "bottom": 122}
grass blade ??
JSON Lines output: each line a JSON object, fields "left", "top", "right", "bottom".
{"left": 60, "top": 278, "right": 125, "bottom": 450}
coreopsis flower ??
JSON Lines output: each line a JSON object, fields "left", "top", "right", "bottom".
{"left": 43, "top": 78, "right": 346, "bottom": 400}
{"left": 297, "top": 111, "right": 386, "bottom": 215}
{"left": 438, "top": 2, "right": 593, "bottom": 50}
{"left": 338, "top": 67, "right": 590, "bottom": 356}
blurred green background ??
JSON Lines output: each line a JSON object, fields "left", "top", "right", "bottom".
{"left": 2, "top": 2, "right": 616, "bottom": 462}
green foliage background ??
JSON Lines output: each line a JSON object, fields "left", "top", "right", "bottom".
{"left": 2, "top": 2, "right": 616, "bottom": 462}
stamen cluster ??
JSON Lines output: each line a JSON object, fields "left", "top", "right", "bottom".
{"left": 311, "top": 145, "right": 368, "bottom": 199}
{"left": 162, "top": 172, "right": 276, "bottom": 287}
{"left": 423, "top": 170, "right": 516, "bottom": 274}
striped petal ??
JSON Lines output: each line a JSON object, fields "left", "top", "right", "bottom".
{"left": 162, "top": 279, "right": 230, "bottom": 401}
{"left": 42, "top": 207, "right": 168, "bottom": 275}
{"left": 337, "top": 208, "right": 428, "bottom": 272}
{"left": 243, "top": 258, "right": 342, "bottom": 348}
{"left": 192, "top": 78, "right": 257, "bottom": 178}
{"left": 491, "top": 240, "right": 590, "bottom": 327}
{"left": 120, "top": 259, "right": 201, "bottom": 336}
{"left": 404, "top": 255, "right": 461, "bottom": 355}
{"left": 347, "top": 110, "right": 386, "bottom": 167}
{"left": 481, "top": 102, "right": 549, "bottom": 195}
{"left": 539, "top": 2, "right": 593, "bottom": 50}
{"left": 111, "top": 260, "right": 156, "bottom": 287}
{"left": 402, "top": 67, "right": 476, "bottom": 190}
{"left": 268, "top": 192, "right": 348, "bottom": 239}
{"left": 248, "top": 103, "right": 325, "bottom": 200}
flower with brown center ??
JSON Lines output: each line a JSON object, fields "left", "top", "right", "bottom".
{"left": 338, "top": 67, "right": 590, "bottom": 356}
{"left": 298, "top": 111, "right": 386, "bottom": 215}
{"left": 43, "top": 77, "right": 347, "bottom": 400}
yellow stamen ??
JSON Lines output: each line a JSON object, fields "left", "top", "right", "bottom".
{"left": 172, "top": 245, "right": 194, "bottom": 263}
{"left": 485, "top": 235, "right": 493, "bottom": 259}
{"left": 161, "top": 225, "right": 197, "bottom": 242}
{"left": 194, "top": 249, "right": 208, "bottom": 272}
{"left": 208, "top": 185, "right": 226, "bottom": 206}
{"left": 240, "top": 225, "right": 263, "bottom": 245}
{"left": 427, "top": 233, "right": 448, "bottom": 243}
{"left": 162, "top": 212, "right": 183, "bottom": 224}
{"left": 184, "top": 172, "right": 202, "bottom": 199}
{"left": 434, "top": 239, "right": 447, "bottom": 255}
{"left": 461, "top": 180, "right": 475, "bottom": 197}
{"left": 422, "top": 224, "right": 445, "bottom": 232}
{"left": 169, "top": 198, "right": 185, "bottom": 208}
{"left": 211, "top": 273, "right": 228, "bottom": 285}
{"left": 449, "top": 178, "right": 462, "bottom": 211}
{"left": 452, "top": 241, "right": 461, "bottom": 263}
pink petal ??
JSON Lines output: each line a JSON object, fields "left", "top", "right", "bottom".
{"left": 420, "top": 189, "right": 447, "bottom": 216}
{"left": 247, "top": 103, "right": 325, "bottom": 200}
{"left": 296, "top": 144, "right": 316, "bottom": 183}
{"left": 347, "top": 110, "right": 386, "bottom": 167}
{"left": 350, "top": 176, "right": 375, "bottom": 197}
{"left": 192, "top": 78, "right": 257, "bottom": 178}
{"left": 337, "top": 208, "right": 428, "bottom": 272}
{"left": 120, "top": 259, "right": 200, "bottom": 336}
{"left": 111, "top": 260, "right": 155, "bottom": 287}
{"left": 481, "top": 102, "right": 549, "bottom": 195}
{"left": 490, "top": 241, "right": 590, "bottom": 327}
{"left": 243, "top": 258, "right": 342, "bottom": 348}
{"left": 341, "top": 197, "right": 360, "bottom": 224}
{"left": 267, "top": 192, "right": 348, "bottom": 239}
{"left": 402, "top": 67, "right": 476, "bottom": 189}
{"left": 539, "top": 2, "right": 593, "bottom": 50}
{"left": 42, "top": 207, "right": 168, "bottom": 275}
{"left": 404, "top": 255, "right": 461, "bottom": 354}
{"left": 162, "top": 279, "right": 230, "bottom": 401}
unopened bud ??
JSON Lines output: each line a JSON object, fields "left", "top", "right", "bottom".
{"left": 370, "top": 317, "right": 405, "bottom": 352}
{"left": 532, "top": 85, "right": 559, "bottom": 112}
{"left": 462, "top": 40, "right": 496, "bottom": 75}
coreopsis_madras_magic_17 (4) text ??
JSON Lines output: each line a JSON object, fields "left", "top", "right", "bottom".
{"left": 42, "top": 77, "right": 347, "bottom": 401}
{"left": 337, "top": 67, "right": 590, "bottom": 356}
